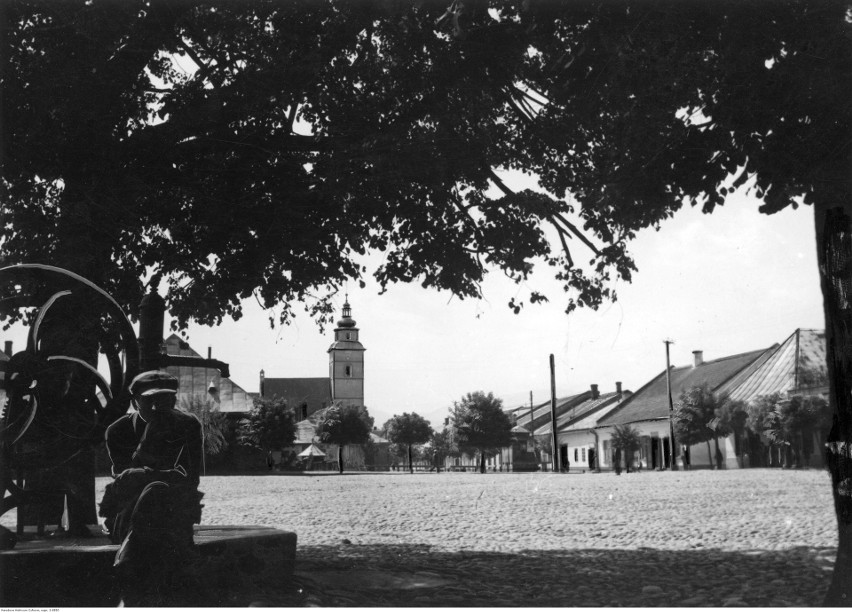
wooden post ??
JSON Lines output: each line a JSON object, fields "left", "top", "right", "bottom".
{"left": 665, "top": 339, "right": 678, "bottom": 471}
{"left": 550, "top": 354, "right": 560, "bottom": 473}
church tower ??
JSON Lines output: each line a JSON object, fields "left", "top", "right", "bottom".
{"left": 328, "top": 296, "right": 365, "bottom": 408}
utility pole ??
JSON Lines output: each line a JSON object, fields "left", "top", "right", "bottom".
{"left": 664, "top": 339, "right": 678, "bottom": 471}
{"left": 528, "top": 390, "right": 535, "bottom": 472}
{"left": 550, "top": 354, "right": 560, "bottom": 473}
{"left": 529, "top": 390, "right": 535, "bottom": 437}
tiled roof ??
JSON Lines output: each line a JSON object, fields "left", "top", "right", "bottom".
{"left": 558, "top": 392, "right": 627, "bottom": 433}
{"left": 597, "top": 346, "right": 776, "bottom": 427}
{"left": 509, "top": 392, "right": 590, "bottom": 436}
{"left": 164, "top": 334, "right": 255, "bottom": 414}
{"left": 729, "top": 329, "right": 826, "bottom": 403}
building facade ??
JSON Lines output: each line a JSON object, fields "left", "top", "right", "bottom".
{"left": 594, "top": 346, "right": 777, "bottom": 470}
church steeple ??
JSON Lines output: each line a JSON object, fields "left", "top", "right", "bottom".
{"left": 337, "top": 294, "right": 356, "bottom": 329}
{"left": 328, "top": 296, "right": 365, "bottom": 408}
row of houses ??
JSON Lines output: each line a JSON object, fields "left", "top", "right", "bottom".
{"left": 474, "top": 328, "right": 826, "bottom": 473}
{"left": 156, "top": 324, "right": 826, "bottom": 473}
{"left": 28, "top": 313, "right": 813, "bottom": 472}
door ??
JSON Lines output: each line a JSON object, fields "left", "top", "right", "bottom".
{"left": 559, "top": 445, "right": 569, "bottom": 471}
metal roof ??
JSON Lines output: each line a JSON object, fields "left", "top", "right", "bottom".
{"left": 728, "top": 329, "right": 826, "bottom": 403}
{"left": 164, "top": 334, "right": 255, "bottom": 414}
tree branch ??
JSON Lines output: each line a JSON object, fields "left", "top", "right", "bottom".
{"left": 178, "top": 38, "right": 214, "bottom": 82}
{"left": 552, "top": 220, "right": 575, "bottom": 268}
{"left": 287, "top": 102, "right": 299, "bottom": 133}
{"left": 487, "top": 168, "right": 514, "bottom": 196}
{"left": 551, "top": 213, "right": 601, "bottom": 256}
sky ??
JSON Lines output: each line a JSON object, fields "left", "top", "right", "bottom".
{"left": 2, "top": 181, "right": 823, "bottom": 431}
{"left": 152, "top": 184, "right": 824, "bottom": 429}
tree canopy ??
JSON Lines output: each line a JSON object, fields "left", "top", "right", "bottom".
{"left": 239, "top": 395, "right": 296, "bottom": 453}
{"left": 610, "top": 424, "right": 641, "bottom": 471}
{"left": 385, "top": 412, "right": 433, "bottom": 473}
{"left": 4, "top": 1, "right": 847, "bottom": 330}
{"left": 315, "top": 403, "right": 373, "bottom": 473}
{"left": 449, "top": 391, "right": 512, "bottom": 473}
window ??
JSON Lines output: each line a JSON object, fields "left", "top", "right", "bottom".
{"left": 346, "top": 333, "right": 351, "bottom": 340}
{"left": 581, "top": 448, "right": 586, "bottom": 462}
{"left": 345, "top": 365, "right": 351, "bottom": 377}
{"left": 574, "top": 448, "right": 578, "bottom": 462}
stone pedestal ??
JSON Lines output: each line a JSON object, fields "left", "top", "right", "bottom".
{"left": 0, "top": 525, "right": 296, "bottom": 607}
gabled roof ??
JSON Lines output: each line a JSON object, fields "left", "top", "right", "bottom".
{"left": 557, "top": 392, "right": 628, "bottom": 433}
{"left": 293, "top": 419, "right": 318, "bottom": 445}
{"left": 509, "top": 391, "right": 590, "bottom": 436}
{"left": 370, "top": 431, "right": 389, "bottom": 444}
{"left": 164, "top": 334, "right": 255, "bottom": 414}
{"left": 728, "top": 329, "right": 826, "bottom": 403}
{"left": 597, "top": 346, "right": 776, "bottom": 427}
{"left": 263, "top": 377, "right": 331, "bottom": 405}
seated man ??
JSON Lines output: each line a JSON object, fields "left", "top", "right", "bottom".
{"left": 99, "top": 370, "right": 204, "bottom": 603}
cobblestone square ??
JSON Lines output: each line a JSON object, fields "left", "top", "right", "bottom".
{"left": 150, "top": 468, "right": 837, "bottom": 606}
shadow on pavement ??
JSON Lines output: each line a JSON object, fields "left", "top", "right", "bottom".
{"left": 280, "top": 544, "right": 835, "bottom": 607}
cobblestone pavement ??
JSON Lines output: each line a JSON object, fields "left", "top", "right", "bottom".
{"left": 98, "top": 468, "right": 836, "bottom": 606}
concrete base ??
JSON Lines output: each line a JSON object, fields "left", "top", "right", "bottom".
{"left": 0, "top": 525, "right": 297, "bottom": 607}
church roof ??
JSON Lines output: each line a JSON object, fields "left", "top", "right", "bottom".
{"left": 263, "top": 377, "right": 332, "bottom": 406}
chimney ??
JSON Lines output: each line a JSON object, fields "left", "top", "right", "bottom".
{"left": 590, "top": 384, "right": 599, "bottom": 399}
{"left": 208, "top": 346, "right": 212, "bottom": 359}
{"left": 4, "top": 341, "right": 11, "bottom": 357}
{"left": 615, "top": 381, "right": 622, "bottom": 396}
{"left": 259, "top": 369, "right": 265, "bottom": 397}
{"left": 693, "top": 350, "right": 704, "bottom": 367}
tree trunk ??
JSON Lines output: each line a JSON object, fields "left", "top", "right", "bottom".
{"left": 714, "top": 437, "right": 723, "bottom": 470}
{"left": 814, "top": 200, "right": 852, "bottom": 606}
{"left": 338, "top": 445, "right": 344, "bottom": 474}
{"left": 479, "top": 452, "right": 486, "bottom": 474}
{"left": 706, "top": 440, "right": 713, "bottom": 469}
{"left": 408, "top": 444, "right": 413, "bottom": 474}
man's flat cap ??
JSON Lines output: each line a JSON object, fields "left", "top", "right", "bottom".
{"left": 129, "top": 370, "right": 179, "bottom": 396}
